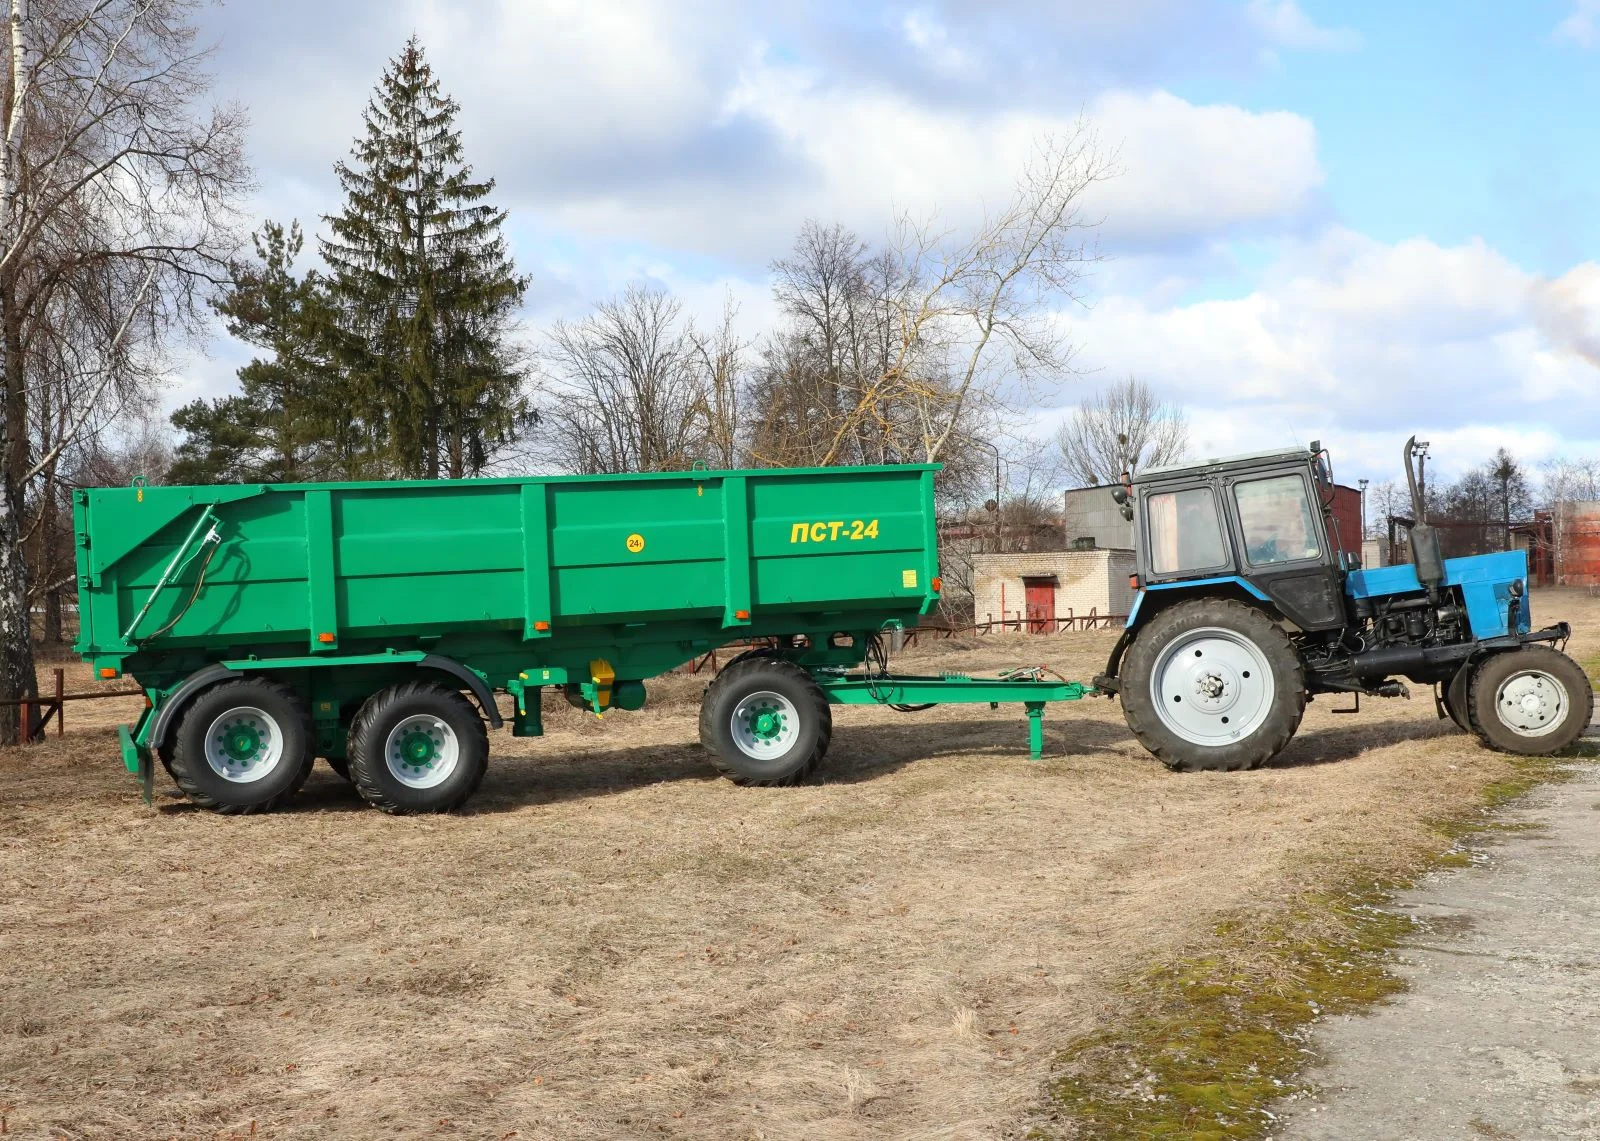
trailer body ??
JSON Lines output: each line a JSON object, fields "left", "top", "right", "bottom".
{"left": 75, "top": 465, "right": 1091, "bottom": 812}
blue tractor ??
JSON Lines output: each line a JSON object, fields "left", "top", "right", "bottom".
{"left": 1096, "top": 437, "right": 1592, "bottom": 770}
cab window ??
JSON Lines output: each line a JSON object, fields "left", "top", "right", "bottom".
{"left": 1147, "top": 487, "right": 1228, "bottom": 575}
{"left": 1234, "top": 475, "right": 1321, "bottom": 566}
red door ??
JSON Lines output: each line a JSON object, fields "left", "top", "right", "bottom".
{"left": 1024, "top": 578, "right": 1056, "bottom": 633}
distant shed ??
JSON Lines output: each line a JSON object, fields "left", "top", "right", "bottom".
{"left": 972, "top": 549, "right": 1135, "bottom": 632}
{"left": 1556, "top": 501, "right": 1600, "bottom": 587}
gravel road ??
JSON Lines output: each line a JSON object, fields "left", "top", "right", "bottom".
{"left": 1274, "top": 730, "right": 1600, "bottom": 1141}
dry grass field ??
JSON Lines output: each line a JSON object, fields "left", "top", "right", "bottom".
{"left": 3, "top": 591, "right": 1597, "bottom": 1140}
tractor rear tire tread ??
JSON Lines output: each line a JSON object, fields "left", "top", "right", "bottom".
{"left": 699, "top": 657, "right": 832, "bottom": 786}
{"left": 1119, "top": 598, "right": 1306, "bottom": 773}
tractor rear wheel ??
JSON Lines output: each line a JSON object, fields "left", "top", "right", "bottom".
{"left": 168, "top": 678, "right": 316, "bottom": 814}
{"left": 1468, "top": 647, "right": 1593, "bottom": 756}
{"left": 347, "top": 682, "right": 489, "bottom": 814}
{"left": 699, "top": 657, "right": 832, "bottom": 786}
{"left": 1120, "top": 598, "right": 1306, "bottom": 772}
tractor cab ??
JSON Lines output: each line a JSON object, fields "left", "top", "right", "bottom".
{"left": 1116, "top": 444, "right": 1351, "bottom": 633}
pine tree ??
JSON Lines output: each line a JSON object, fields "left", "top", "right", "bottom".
{"left": 321, "top": 37, "right": 531, "bottom": 480}
{"left": 171, "top": 221, "right": 355, "bottom": 483}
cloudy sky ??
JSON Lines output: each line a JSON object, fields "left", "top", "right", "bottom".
{"left": 180, "top": 0, "right": 1600, "bottom": 486}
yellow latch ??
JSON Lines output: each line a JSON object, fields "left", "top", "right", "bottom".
{"left": 589, "top": 658, "right": 615, "bottom": 716}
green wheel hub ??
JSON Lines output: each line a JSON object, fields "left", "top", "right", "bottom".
{"left": 750, "top": 709, "right": 785, "bottom": 740}
{"left": 397, "top": 729, "right": 439, "bottom": 768}
{"left": 729, "top": 690, "right": 802, "bottom": 760}
{"left": 384, "top": 714, "right": 461, "bottom": 790}
{"left": 202, "top": 706, "right": 285, "bottom": 784}
{"left": 223, "top": 725, "right": 263, "bottom": 762}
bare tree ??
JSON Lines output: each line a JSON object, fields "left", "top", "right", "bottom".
{"left": 1056, "top": 376, "right": 1189, "bottom": 486}
{"left": 1364, "top": 479, "right": 1407, "bottom": 538}
{"left": 689, "top": 294, "right": 744, "bottom": 469}
{"left": 847, "top": 126, "right": 1114, "bottom": 466}
{"left": 541, "top": 284, "right": 744, "bottom": 474}
{"left": 0, "top": 0, "right": 249, "bottom": 742}
{"left": 1541, "top": 456, "right": 1600, "bottom": 506}
{"left": 749, "top": 223, "right": 919, "bottom": 468}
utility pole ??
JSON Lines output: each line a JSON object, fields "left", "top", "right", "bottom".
{"left": 1411, "top": 440, "right": 1430, "bottom": 510}
{"left": 1358, "top": 478, "right": 1369, "bottom": 539}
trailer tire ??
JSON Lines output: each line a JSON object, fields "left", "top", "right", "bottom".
{"left": 323, "top": 756, "right": 352, "bottom": 781}
{"left": 168, "top": 678, "right": 316, "bottom": 814}
{"left": 1120, "top": 598, "right": 1305, "bottom": 772}
{"left": 347, "top": 682, "right": 489, "bottom": 814}
{"left": 1469, "top": 647, "right": 1593, "bottom": 757}
{"left": 699, "top": 657, "right": 832, "bottom": 786}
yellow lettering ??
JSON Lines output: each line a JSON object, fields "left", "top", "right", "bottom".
{"left": 790, "top": 522, "right": 808, "bottom": 543}
{"left": 810, "top": 522, "right": 828, "bottom": 542}
{"left": 864, "top": 519, "right": 879, "bottom": 538}
{"left": 828, "top": 520, "right": 844, "bottom": 540}
{"left": 849, "top": 519, "right": 865, "bottom": 540}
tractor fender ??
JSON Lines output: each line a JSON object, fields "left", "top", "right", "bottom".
{"left": 1099, "top": 579, "right": 1285, "bottom": 692}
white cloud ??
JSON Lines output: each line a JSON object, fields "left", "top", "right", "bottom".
{"left": 899, "top": 9, "right": 976, "bottom": 76}
{"left": 1056, "top": 231, "right": 1600, "bottom": 481}
{"left": 1087, "top": 90, "right": 1323, "bottom": 245}
{"left": 1555, "top": 0, "right": 1600, "bottom": 47}
{"left": 547, "top": 65, "right": 1323, "bottom": 263}
{"left": 1245, "top": 0, "right": 1363, "bottom": 52}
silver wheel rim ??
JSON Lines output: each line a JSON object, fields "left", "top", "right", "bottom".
{"left": 204, "top": 706, "right": 285, "bottom": 784}
{"left": 1493, "top": 670, "right": 1568, "bottom": 738}
{"left": 1150, "top": 626, "right": 1277, "bottom": 747}
{"left": 730, "top": 690, "right": 801, "bottom": 760}
{"left": 384, "top": 714, "right": 461, "bottom": 789}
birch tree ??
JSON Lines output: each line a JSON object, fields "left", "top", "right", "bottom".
{"left": 798, "top": 125, "right": 1114, "bottom": 467}
{"left": 0, "top": 0, "right": 249, "bottom": 743}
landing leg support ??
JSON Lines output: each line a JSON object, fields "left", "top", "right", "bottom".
{"left": 1026, "top": 702, "right": 1045, "bottom": 760}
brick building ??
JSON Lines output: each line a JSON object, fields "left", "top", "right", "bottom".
{"left": 971, "top": 549, "right": 1135, "bottom": 631}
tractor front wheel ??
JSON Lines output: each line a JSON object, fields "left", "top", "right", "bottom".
{"left": 1469, "top": 647, "right": 1593, "bottom": 756}
{"left": 1120, "top": 598, "right": 1306, "bottom": 772}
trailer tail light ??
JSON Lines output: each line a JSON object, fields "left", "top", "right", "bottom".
{"left": 734, "top": 609, "right": 750, "bottom": 620}
{"left": 99, "top": 667, "right": 117, "bottom": 679}
{"left": 533, "top": 620, "right": 550, "bottom": 631}
{"left": 1128, "top": 574, "right": 1140, "bottom": 590}
{"left": 931, "top": 576, "right": 943, "bottom": 593}
{"left": 317, "top": 632, "right": 335, "bottom": 643}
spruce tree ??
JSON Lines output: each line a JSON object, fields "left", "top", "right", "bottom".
{"left": 321, "top": 37, "right": 531, "bottom": 479}
{"left": 172, "top": 221, "right": 353, "bottom": 483}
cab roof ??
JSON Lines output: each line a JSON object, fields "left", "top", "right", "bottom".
{"left": 1132, "top": 445, "right": 1314, "bottom": 484}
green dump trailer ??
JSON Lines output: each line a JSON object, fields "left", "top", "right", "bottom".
{"left": 74, "top": 465, "right": 1091, "bottom": 814}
